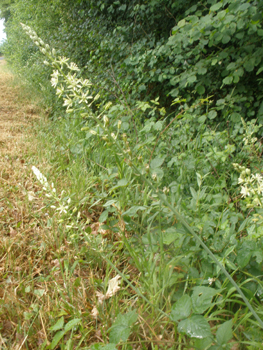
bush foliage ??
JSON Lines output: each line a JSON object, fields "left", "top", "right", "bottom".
{"left": 1, "top": 0, "right": 263, "bottom": 348}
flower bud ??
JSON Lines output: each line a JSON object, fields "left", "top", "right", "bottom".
{"left": 117, "top": 120, "right": 122, "bottom": 129}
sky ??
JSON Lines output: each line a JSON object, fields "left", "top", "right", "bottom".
{"left": 0, "top": 19, "right": 6, "bottom": 43}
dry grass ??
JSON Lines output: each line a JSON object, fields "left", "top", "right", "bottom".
{"left": 0, "top": 61, "right": 101, "bottom": 349}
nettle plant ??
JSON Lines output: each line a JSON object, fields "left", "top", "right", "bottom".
{"left": 21, "top": 23, "right": 263, "bottom": 343}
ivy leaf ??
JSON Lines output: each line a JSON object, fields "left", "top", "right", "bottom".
{"left": 178, "top": 315, "right": 211, "bottom": 338}
{"left": 170, "top": 295, "right": 192, "bottom": 321}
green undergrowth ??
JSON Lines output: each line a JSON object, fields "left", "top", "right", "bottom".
{"left": 3, "top": 24, "right": 262, "bottom": 349}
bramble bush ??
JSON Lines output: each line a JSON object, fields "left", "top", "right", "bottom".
{"left": 19, "top": 21, "right": 263, "bottom": 348}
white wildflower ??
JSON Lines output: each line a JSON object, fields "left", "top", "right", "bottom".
{"left": 152, "top": 173, "right": 157, "bottom": 181}
{"left": 56, "top": 203, "right": 69, "bottom": 214}
{"left": 240, "top": 186, "right": 250, "bottom": 198}
{"left": 91, "top": 306, "right": 99, "bottom": 319}
{"left": 69, "top": 62, "right": 80, "bottom": 71}
{"left": 105, "top": 275, "right": 121, "bottom": 298}
{"left": 208, "top": 277, "right": 216, "bottom": 285}
{"left": 32, "top": 166, "right": 49, "bottom": 188}
{"left": 117, "top": 120, "right": 122, "bottom": 129}
{"left": 111, "top": 132, "right": 117, "bottom": 140}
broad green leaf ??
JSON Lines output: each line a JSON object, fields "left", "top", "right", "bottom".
{"left": 170, "top": 295, "right": 192, "bottom": 321}
{"left": 236, "top": 250, "right": 252, "bottom": 268}
{"left": 222, "top": 76, "right": 233, "bottom": 85}
{"left": 216, "top": 319, "right": 233, "bottom": 345}
{"left": 207, "top": 110, "right": 217, "bottom": 119}
{"left": 49, "top": 317, "right": 64, "bottom": 331}
{"left": 196, "top": 85, "right": 205, "bottom": 95}
{"left": 150, "top": 157, "right": 165, "bottom": 169}
{"left": 109, "top": 311, "right": 137, "bottom": 344}
{"left": 211, "top": 3, "right": 223, "bottom": 11}
{"left": 244, "top": 59, "right": 255, "bottom": 72}
{"left": 222, "top": 34, "right": 231, "bottom": 44}
{"left": 194, "top": 336, "right": 213, "bottom": 349}
{"left": 178, "top": 19, "right": 186, "bottom": 27}
{"left": 50, "top": 330, "right": 66, "bottom": 349}
{"left": 191, "top": 287, "right": 219, "bottom": 314}
{"left": 187, "top": 75, "right": 197, "bottom": 84}
{"left": 64, "top": 318, "right": 81, "bottom": 332}
{"left": 99, "top": 210, "right": 109, "bottom": 223}
{"left": 178, "top": 315, "right": 211, "bottom": 338}
{"left": 163, "top": 227, "right": 181, "bottom": 245}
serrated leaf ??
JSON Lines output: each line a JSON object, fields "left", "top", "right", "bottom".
{"left": 50, "top": 330, "right": 66, "bottom": 349}
{"left": 109, "top": 311, "right": 138, "bottom": 344}
{"left": 170, "top": 295, "right": 192, "bottom": 321}
{"left": 216, "top": 320, "right": 233, "bottom": 345}
{"left": 191, "top": 287, "right": 219, "bottom": 314}
{"left": 49, "top": 317, "right": 64, "bottom": 331}
{"left": 178, "top": 315, "right": 211, "bottom": 338}
{"left": 64, "top": 318, "right": 81, "bottom": 332}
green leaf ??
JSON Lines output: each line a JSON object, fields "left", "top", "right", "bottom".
{"left": 194, "top": 336, "right": 213, "bottom": 350}
{"left": 216, "top": 319, "right": 233, "bottom": 345}
{"left": 150, "top": 157, "right": 165, "bottom": 169}
{"left": 187, "top": 75, "right": 197, "bottom": 84}
{"left": 170, "top": 295, "right": 192, "bottom": 321}
{"left": 222, "top": 76, "right": 233, "bottom": 85}
{"left": 178, "top": 315, "right": 211, "bottom": 338}
{"left": 64, "top": 318, "right": 81, "bottom": 332}
{"left": 207, "top": 110, "right": 217, "bottom": 119}
{"left": 244, "top": 59, "right": 255, "bottom": 72}
{"left": 222, "top": 34, "right": 231, "bottom": 44}
{"left": 50, "top": 330, "right": 66, "bottom": 349}
{"left": 191, "top": 286, "right": 219, "bottom": 314}
{"left": 99, "top": 210, "right": 109, "bottom": 223}
{"left": 163, "top": 227, "right": 181, "bottom": 245}
{"left": 109, "top": 310, "right": 138, "bottom": 344}
{"left": 49, "top": 317, "right": 64, "bottom": 331}
{"left": 178, "top": 19, "right": 186, "bottom": 27}
{"left": 211, "top": 3, "right": 223, "bottom": 11}
{"left": 196, "top": 85, "right": 205, "bottom": 95}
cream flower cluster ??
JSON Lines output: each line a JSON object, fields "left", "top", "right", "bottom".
{"left": 32, "top": 166, "right": 71, "bottom": 215}
{"left": 233, "top": 163, "right": 263, "bottom": 207}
